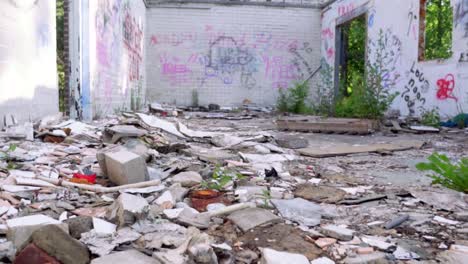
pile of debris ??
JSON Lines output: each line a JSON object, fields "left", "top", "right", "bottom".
{"left": 0, "top": 109, "right": 466, "bottom": 264}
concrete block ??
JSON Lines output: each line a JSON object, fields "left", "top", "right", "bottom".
{"left": 104, "top": 150, "right": 149, "bottom": 185}
{"left": 227, "top": 208, "right": 281, "bottom": 232}
{"left": 260, "top": 248, "right": 309, "bottom": 264}
{"left": 343, "top": 252, "right": 389, "bottom": 264}
{"left": 6, "top": 214, "right": 68, "bottom": 250}
{"left": 321, "top": 225, "right": 355, "bottom": 241}
{"left": 276, "top": 136, "right": 309, "bottom": 149}
{"left": 31, "top": 225, "right": 90, "bottom": 264}
{"left": 91, "top": 250, "right": 161, "bottom": 264}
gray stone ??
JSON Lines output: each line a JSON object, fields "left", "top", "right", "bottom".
{"left": 168, "top": 183, "right": 189, "bottom": 202}
{"left": 65, "top": 216, "right": 93, "bottom": 239}
{"left": 321, "top": 225, "right": 355, "bottom": 241}
{"left": 227, "top": 208, "right": 281, "bottom": 232}
{"left": 107, "top": 193, "right": 149, "bottom": 226}
{"left": 271, "top": 198, "right": 322, "bottom": 227}
{"left": 259, "top": 248, "right": 309, "bottom": 264}
{"left": 91, "top": 250, "right": 161, "bottom": 264}
{"left": 104, "top": 149, "right": 149, "bottom": 185}
{"left": 343, "top": 252, "right": 389, "bottom": 264}
{"left": 172, "top": 171, "right": 203, "bottom": 187}
{"left": 6, "top": 214, "right": 68, "bottom": 250}
{"left": 176, "top": 209, "right": 211, "bottom": 229}
{"left": 454, "top": 212, "right": 468, "bottom": 221}
{"left": 153, "top": 249, "right": 188, "bottom": 264}
{"left": 276, "top": 136, "right": 308, "bottom": 149}
{"left": 294, "top": 184, "right": 346, "bottom": 204}
{"left": 31, "top": 224, "right": 90, "bottom": 264}
{"left": 188, "top": 233, "right": 218, "bottom": 264}
{"left": 311, "top": 257, "right": 335, "bottom": 264}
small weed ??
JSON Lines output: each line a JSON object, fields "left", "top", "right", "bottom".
{"left": 201, "top": 166, "right": 245, "bottom": 191}
{"left": 420, "top": 108, "right": 441, "bottom": 127}
{"left": 416, "top": 152, "right": 468, "bottom": 193}
{"left": 1, "top": 144, "right": 18, "bottom": 170}
{"left": 260, "top": 189, "right": 272, "bottom": 208}
{"left": 276, "top": 81, "right": 314, "bottom": 114}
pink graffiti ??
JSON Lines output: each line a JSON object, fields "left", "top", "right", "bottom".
{"left": 436, "top": 74, "right": 458, "bottom": 101}
{"left": 150, "top": 33, "right": 197, "bottom": 46}
{"left": 338, "top": 3, "right": 355, "bottom": 16}
{"left": 326, "top": 48, "right": 334, "bottom": 60}
{"left": 322, "top": 28, "right": 333, "bottom": 39}
{"left": 263, "top": 56, "right": 299, "bottom": 88}
{"left": 123, "top": 10, "right": 143, "bottom": 81}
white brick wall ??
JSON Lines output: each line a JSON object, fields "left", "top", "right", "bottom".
{"left": 89, "top": 0, "right": 146, "bottom": 118}
{"left": 145, "top": 4, "right": 322, "bottom": 107}
{"left": 0, "top": 0, "right": 58, "bottom": 124}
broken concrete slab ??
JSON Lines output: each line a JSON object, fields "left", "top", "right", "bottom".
{"left": 137, "top": 113, "right": 185, "bottom": 138}
{"left": 311, "top": 257, "right": 336, "bottom": 264}
{"left": 271, "top": 198, "right": 322, "bottom": 227}
{"left": 321, "top": 225, "right": 355, "bottom": 241}
{"left": 227, "top": 208, "right": 281, "bottom": 232}
{"left": 103, "top": 125, "right": 147, "bottom": 144}
{"left": 410, "top": 188, "right": 467, "bottom": 212}
{"left": 6, "top": 214, "right": 68, "bottom": 250}
{"left": 104, "top": 150, "right": 149, "bottom": 185}
{"left": 299, "top": 140, "right": 425, "bottom": 158}
{"left": 92, "top": 218, "right": 116, "bottom": 234}
{"left": 107, "top": 193, "right": 149, "bottom": 226}
{"left": 183, "top": 146, "right": 238, "bottom": 164}
{"left": 91, "top": 249, "right": 161, "bottom": 264}
{"left": 176, "top": 208, "right": 211, "bottom": 229}
{"left": 361, "top": 236, "right": 396, "bottom": 251}
{"left": 171, "top": 171, "right": 203, "bottom": 187}
{"left": 0, "top": 241, "right": 15, "bottom": 262}
{"left": 314, "top": 237, "right": 337, "bottom": 249}
{"left": 30, "top": 224, "right": 90, "bottom": 264}
{"left": 294, "top": 184, "right": 346, "bottom": 203}
{"left": 259, "top": 247, "right": 309, "bottom": 264}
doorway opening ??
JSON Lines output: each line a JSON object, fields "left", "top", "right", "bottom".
{"left": 336, "top": 15, "right": 367, "bottom": 97}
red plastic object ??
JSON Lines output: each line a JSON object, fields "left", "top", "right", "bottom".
{"left": 72, "top": 173, "right": 96, "bottom": 184}
{"left": 14, "top": 244, "right": 61, "bottom": 264}
{"left": 190, "top": 190, "right": 225, "bottom": 212}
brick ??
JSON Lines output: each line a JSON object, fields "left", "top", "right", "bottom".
{"left": 13, "top": 244, "right": 60, "bottom": 264}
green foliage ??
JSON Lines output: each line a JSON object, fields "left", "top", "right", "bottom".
{"left": 416, "top": 153, "right": 468, "bottom": 193}
{"left": 314, "top": 59, "right": 335, "bottom": 116}
{"left": 343, "top": 16, "right": 367, "bottom": 95}
{"left": 201, "top": 167, "right": 245, "bottom": 191}
{"left": 425, "top": 0, "right": 453, "bottom": 60}
{"left": 420, "top": 108, "right": 441, "bottom": 127}
{"left": 334, "top": 29, "right": 399, "bottom": 120}
{"left": 276, "top": 81, "right": 314, "bottom": 114}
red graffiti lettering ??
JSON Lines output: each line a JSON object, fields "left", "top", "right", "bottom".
{"left": 436, "top": 74, "right": 458, "bottom": 101}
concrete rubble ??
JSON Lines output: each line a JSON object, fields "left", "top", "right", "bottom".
{"left": 0, "top": 110, "right": 466, "bottom": 263}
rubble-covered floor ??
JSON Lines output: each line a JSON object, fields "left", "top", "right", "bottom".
{"left": 0, "top": 111, "right": 467, "bottom": 264}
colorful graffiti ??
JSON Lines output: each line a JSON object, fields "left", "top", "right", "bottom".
{"left": 94, "top": 0, "right": 144, "bottom": 113}
{"left": 338, "top": 3, "right": 355, "bottom": 17}
{"left": 436, "top": 74, "right": 458, "bottom": 101}
{"left": 407, "top": 3, "right": 418, "bottom": 40}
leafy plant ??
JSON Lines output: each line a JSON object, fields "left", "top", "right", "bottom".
{"left": 0, "top": 144, "right": 18, "bottom": 170}
{"left": 276, "top": 81, "right": 314, "bottom": 114}
{"left": 416, "top": 153, "right": 468, "bottom": 193}
{"left": 201, "top": 166, "right": 245, "bottom": 191}
{"left": 420, "top": 108, "right": 441, "bottom": 127}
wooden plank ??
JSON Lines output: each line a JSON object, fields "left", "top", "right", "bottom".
{"left": 298, "top": 140, "right": 426, "bottom": 158}
{"left": 277, "top": 116, "right": 378, "bottom": 134}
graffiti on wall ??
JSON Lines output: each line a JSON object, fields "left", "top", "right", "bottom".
{"left": 436, "top": 74, "right": 458, "bottom": 101}
{"left": 455, "top": 0, "right": 468, "bottom": 37}
{"left": 338, "top": 3, "right": 355, "bottom": 17}
{"left": 402, "top": 62, "right": 429, "bottom": 115}
{"left": 123, "top": 6, "right": 143, "bottom": 81}
{"left": 95, "top": 0, "right": 144, "bottom": 113}
{"left": 321, "top": 27, "right": 335, "bottom": 61}
{"left": 407, "top": 3, "right": 418, "bottom": 40}
{"left": 149, "top": 25, "right": 315, "bottom": 90}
